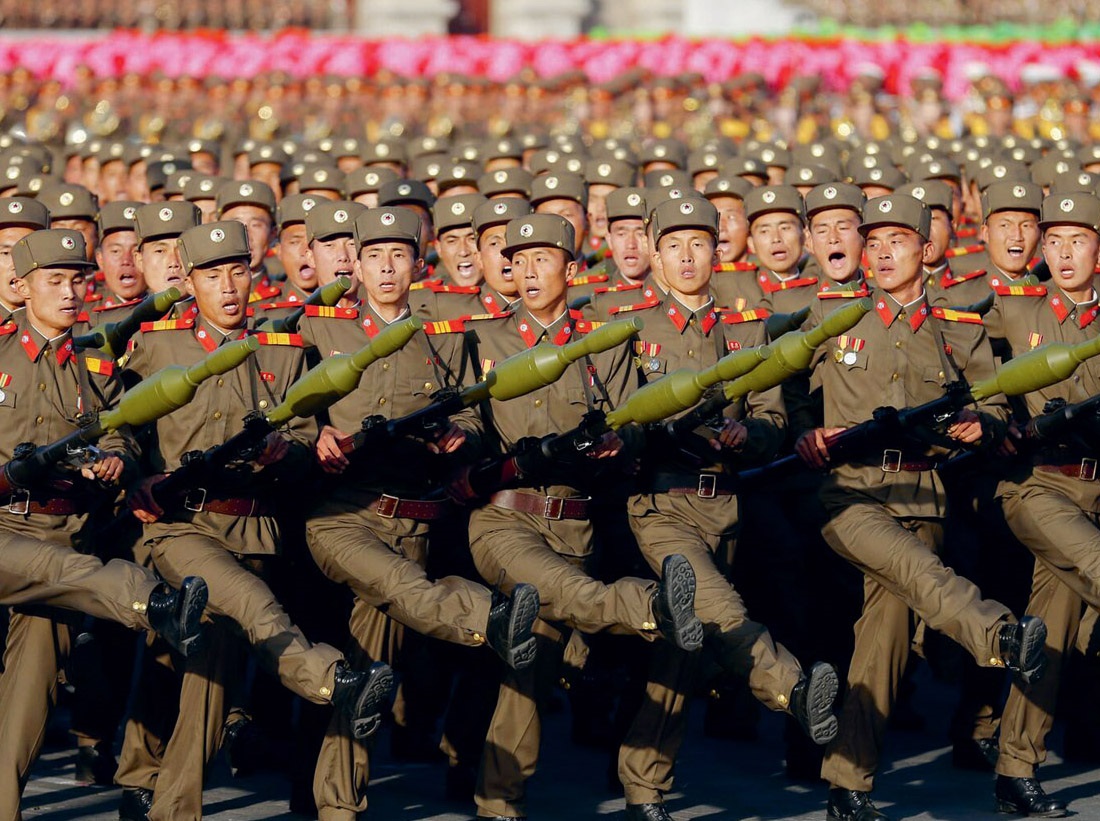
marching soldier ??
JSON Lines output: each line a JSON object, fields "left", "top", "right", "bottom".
{"left": 744, "top": 185, "right": 818, "bottom": 315}
{"left": 470, "top": 197, "right": 531, "bottom": 315}
{"left": 0, "top": 196, "right": 49, "bottom": 324}
{"left": 253, "top": 193, "right": 322, "bottom": 324}
{"left": 86, "top": 201, "right": 144, "bottom": 323}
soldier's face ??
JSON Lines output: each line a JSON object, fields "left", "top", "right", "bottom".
{"left": 185, "top": 261, "right": 251, "bottom": 332}
{"left": 925, "top": 209, "right": 953, "bottom": 267}
{"left": 98, "top": 160, "right": 128, "bottom": 203}
{"left": 654, "top": 230, "right": 716, "bottom": 303}
{"left": 356, "top": 241, "right": 418, "bottom": 309}
{"left": 477, "top": 225, "right": 517, "bottom": 298}
{"left": 16, "top": 266, "right": 88, "bottom": 337}
{"left": 864, "top": 226, "right": 930, "bottom": 297}
{"left": 981, "top": 211, "right": 1040, "bottom": 276}
{"left": 136, "top": 238, "right": 184, "bottom": 291}
{"left": 52, "top": 219, "right": 97, "bottom": 260}
{"left": 607, "top": 219, "right": 649, "bottom": 282}
{"left": 0, "top": 226, "right": 33, "bottom": 309}
{"left": 711, "top": 196, "right": 749, "bottom": 263}
{"left": 222, "top": 205, "right": 273, "bottom": 271}
{"left": 194, "top": 199, "right": 218, "bottom": 224}
{"left": 535, "top": 199, "right": 586, "bottom": 255}
{"left": 1042, "top": 225, "right": 1100, "bottom": 300}
{"left": 278, "top": 225, "right": 315, "bottom": 292}
{"left": 748, "top": 212, "right": 804, "bottom": 275}
{"left": 95, "top": 231, "right": 143, "bottom": 300}
{"left": 808, "top": 209, "right": 864, "bottom": 283}
{"left": 435, "top": 227, "right": 481, "bottom": 287}
{"left": 307, "top": 236, "right": 355, "bottom": 289}
{"left": 510, "top": 246, "right": 575, "bottom": 321}
{"left": 587, "top": 184, "right": 616, "bottom": 240}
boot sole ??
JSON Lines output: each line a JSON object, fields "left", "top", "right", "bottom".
{"left": 175, "top": 577, "right": 209, "bottom": 658}
{"left": 802, "top": 662, "right": 840, "bottom": 745}
{"left": 500, "top": 583, "right": 540, "bottom": 671}
{"left": 1015, "top": 617, "right": 1048, "bottom": 685}
{"left": 659, "top": 555, "right": 704, "bottom": 652}
{"left": 996, "top": 799, "right": 1068, "bottom": 818}
{"left": 349, "top": 663, "right": 395, "bottom": 740}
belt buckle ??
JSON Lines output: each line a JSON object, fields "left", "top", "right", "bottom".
{"left": 697, "top": 473, "right": 718, "bottom": 499}
{"left": 544, "top": 495, "right": 564, "bottom": 520}
{"left": 376, "top": 494, "right": 399, "bottom": 518}
{"left": 6, "top": 489, "right": 29, "bottom": 515}
{"left": 1081, "top": 458, "right": 1098, "bottom": 482}
{"left": 184, "top": 488, "right": 207, "bottom": 513}
{"left": 881, "top": 449, "right": 903, "bottom": 473}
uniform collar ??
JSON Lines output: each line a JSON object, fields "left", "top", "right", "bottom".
{"left": 194, "top": 316, "right": 246, "bottom": 353}
{"left": 1049, "top": 287, "right": 1100, "bottom": 329}
{"left": 479, "top": 286, "right": 516, "bottom": 314}
{"left": 987, "top": 265, "right": 1027, "bottom": 289}
{"left": 516, "top": 306, "right": 573, "bottom": 348}
{"left": 663, "top": 294, "right": 717, "bottom": 334}
{"left": 19, "top": 316, "right": 74, "bottom": 365}
{"left": 361, "top": 302, "right": 411, "bottom": 339}
{"left": 873, "top": 289, "right": 931, "bottom": 333}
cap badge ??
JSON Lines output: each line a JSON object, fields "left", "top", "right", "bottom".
{"left": 519, "top": 222, "right": 534, "bottom": 238}
{"left": 870, "top": 169, "right": 883, "bottom": 180}
{"left": 380, "top": 212, "right": 396, "bottom": 226}
{"left": 376, "top": 144, "right": 390, "bottom": 157}
{"left": 210, "top": 228, "right": 225, "bottom": 242}
{"left": 315, "top": 170, "right": 328, "bottom": 182}
{"left": 451, "top": 202, "right": 466, "bottom": 216}
{"left": 762, "top": 149, "right": 775, "bottom": 162}
{"left": 453, "top": 166, "right": 467, "bottom": 178}
{"left": 598, "top": 163, "right": 611, "bottom": 176}
{"left": 627, "top": 193, "right": 642, "bottom": 206}
{"left": 679, "top": 202, "right": 695, "bottom": 215}
{"left": 123, "top": 206, "right": 136, "bottom": 219}
{"left": 61, "top": 236, "right": 76, "bottom": 250}
{"left": 302, "top": 197, "right": 317, "bottom": 212}
{"left": 1012, "top": 185, "right": 1026, "bottom": 198}
{"left": 59, "top": 192, "right": 75, "bottom": 207}
{"left": 427, "top": 163, "right": 441, "bottom": 176}
{"left": 912, "top": 186, "right": 926, "bottom": 200}
{"left": 239, "top": 183, "right": 253, "bottom": 196}
{"left": 879, "top": 200, "right": 893, "bottom": 213}
{"left": 762, "top": 190, "right": 776, "bottom": 204}
{"left": 823, "top": 186, "right": 837, "bottom": 200}
{"left": 397, "top": 184, "right": 412, "bottom": 196}
{"left": 545, "top": 177, "right": 559, "bottom": 190}
{"left": 494, "top": 170, "right": 508, "bottom": 183}
{"left": 159, "top": 207, "right": 174, "bottom": 221}
{"left": 799, "top": 168, "right": 812, "bottom": 181}
{"left": 7, "top": 201, "right": 21, "bottom": 214}
{"left": 334, "top": 209, "right": 349, "bottom": 224}
{"left": 493, "top": 202, "right": 508, "bottom": 214}
{"left": 1061, "top": 198, "right": 1075, "bottom": 212}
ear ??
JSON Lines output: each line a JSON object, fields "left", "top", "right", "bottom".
{"left": 979, "top": 223, "right": 989, "bottom": 246}
{"left": 13, "top": 275, "right": 30, "bottom": 301}
{"left": 564, "top": 259, "right": 579, "bottom": 282}
{"left": 133, "top": 249, "right": 144, "bottom": 274}
{"left": 182, "top": 273, "right": 197, "bottom": 298}
{"left": 922, "top": 240, "right": 937, "bottom": 265}
{"left": 94, "top": 247, "right": 105, "bottom": 269}
{"left": 305, "top": 246, "right": 316, "bottom": 269}
{"left": 746, "top": 233, "right": 756, "bottom": 256}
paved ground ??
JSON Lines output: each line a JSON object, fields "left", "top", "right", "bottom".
{"left": 20, "top": 665, "right": 1100, "bottom": 820}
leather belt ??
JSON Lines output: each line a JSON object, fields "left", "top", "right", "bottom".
{"left": 4, "top": 489, "right": 84, "bottom": 515}
{"left": 1035, "top": 457, "right": 1099, "bottom": 482}
{"left": 647, "top": 471, "right": 736, "bottom": 498}
{"left": 490, "top": 489, "right": 590, "bottom": 520}
{"left": 183, "top": 490, "right": 274, "bottom": 517}
{"left": 367, "top": 493, "right": 452, "bottom": 521}
{"left": 874, "top": 449, "right": 941, "bottom": 473}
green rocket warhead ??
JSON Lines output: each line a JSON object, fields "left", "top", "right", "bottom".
{"left": 264, "top": 316, "right": 423, "bottom": 427}
{"left": 73, "top": 286, "right": 185, "bottom": 359}
{"left": 254, "top": 275, "right": 352, "bottom": 334}
{"left": 605, "top": 345, "right": 772, "bottom": 428}
{"left": 724, "top": 297, "right": 873, "bottom": 399}
{"left": 101, "top": 335, "right": 261, "bottom": 430}
{"left": 968, "top": 334, "right": 1100, "bottom": 401}
{"left": 485, "top": 317, "right": 644, "bottom": 401}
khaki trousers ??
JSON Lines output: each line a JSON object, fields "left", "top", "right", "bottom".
{"left": 820, "top": 502, "right": 1010, "bottom": 792}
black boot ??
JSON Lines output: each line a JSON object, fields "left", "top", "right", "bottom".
{"left": 118, "top": 787, "right": 153, "bottom": 821}
{"left": 75, "top": 740, "right": 117, "bottom": 786}
{"left": 486, "top": 583, "right": 539, "bottom": 671}
{"left": 952, "top": 737, "right": 999, "bottom": 772}
{"left": 146, "top": 576, "right": 208, "bottom": 657}
{"left": 331, "top": 661, "right": 394, "bottom": 740}
{"left": 788, "top": 662, "right": 839, "bottom": 745}
{"left": 995, "top": 775, "right": 1068, "bottom": 818}
{"left": 997, "top": 616, "right": 1047, "bottom": 684}
{"left": 827, "top": 788, "right": 889, "bottom": 821}
{"left": 625, "top": 803, "right": 674, "bottom": 820}
{"left": 653, "top": 554, "right": 703, "bottom": 652}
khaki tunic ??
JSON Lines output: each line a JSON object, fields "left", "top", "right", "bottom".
{"left": 813, "top": 287, "right": 1013, "bottom": 793}
{"left": 756, "top": 266, "right": 819, "bottom": 316}
{"left": 985, "top": 284, "right": 1100, "bottom": 779}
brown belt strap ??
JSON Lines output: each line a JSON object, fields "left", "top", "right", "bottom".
{"left": 489, "top": 489, "right": 590, "bottom": 520}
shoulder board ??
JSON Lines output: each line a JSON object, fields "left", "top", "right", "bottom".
{"left": 76, "top": 312, "right": 90, "bottom": 323}
{"left": 304, "top": 305, "right": 359, "bottom": 319}
{"left": 957, "top": 227, "right": 979, "bottom": 239}
{"left": 992, "top": 284, "right": 1047, "bottom": 297}
{"left": 721, "top": 308, "right": 772, "bottom": 324}
{"left": 931, "top": 307, "right": 984, "bottom": 325}
{"left": 945, "top": 244, "right": 985, "bottom": 258}
{"left": 84, "top": 292, "right": 103, "bottom": 304}
{"left": 84, "top": 356, "right": 115, "bottom": 376}
{"left": 0, "top": 322, "right": 17, "bottom": 336}
{"left": 573, "top": 318, "right": 605, "bottom": 334}
{"left": 462, "top": 311, "right": 513, "bottom": 322}
{"left": 253, "top": 332, "right": 304, "bottom": 347}
{"left": 93, "top": 270, "right": 106, "bottom": 283}
{"left": 609, "top": 300, "right": 662, "bottom": 315}
{"left": 257, "top": 300, "right": 304, "bottom": 311}
{"left": 941, "top": 269, "right": 987, "bottom": 287}
{"left": 434, "top": 284, "right": 482, "bottom": 295}
{"left": 569, "top": 273, "right": 610, "bottom": 287}
{"left": 818, "top": 285, "right": 869, "bottom": 299}
{"left": 715, "top": 261, "right": 758, "bottom": 272}
{"left": 593, "top": 281, "right": 644, "bottom": 296}
{"left": 409, "top": 277, "right": 445, "bottom": 291}
{"left": 250, "top": 283, "right": 282, "bottom": 301}
{"left": 423, "top": 318, "right": 467, "bottom": 335}
{"left": 93, "top": 296, "right": 144, "bottom": 313}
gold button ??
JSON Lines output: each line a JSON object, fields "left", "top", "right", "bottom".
{"left": 938, "top": 371, "right": 945, "bottom": 379}
{"left": 132, "top": 601, "right": 143, "bottom": 611}
{"left": 891, "top": 373, "right": 899, "bottom": 381}
{"left": 37, "top": 382, "right": 45, "bottom": 391}
{"left": 382, "top": 362, "right": 390, "bottom": 370}
{"left": 895, "top": 341, "right": 902, "bottom": 348}
{"left": 471, "top": 632, "right": 484, "bottom": 644}
{"left": 641, "top": 620, "right": 656, "bottom": 631}
{"left": 534, "top": 398, "right": 543, "bottom": 408}
{"left": 35, "top": 415, "right": 43, "bottom": 425}
{"left": 258, "top": 399, "right": 269, "bottom": 409}
{"left": 423, "top": 382, "right": 433, "bottom": 391}
{"left": 777, "top": 693, "right": 789, "bottom": 707}
{"left": 216, "top": 378, "right": 224, "bottom": 387}
{"left": 990, "top": 657, "right": 1003, "bottom": 667}
{"left": 213, "top": 411, "right": 222, "bottom": 420}
{"left": 320, "top": 686, "right": 331, "bottom": 697}
{"left": 378, "top": 397, "right": 386, "bottom": 405}
{"left": 687, "top": 349, "right": 695, "bottom": 357}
